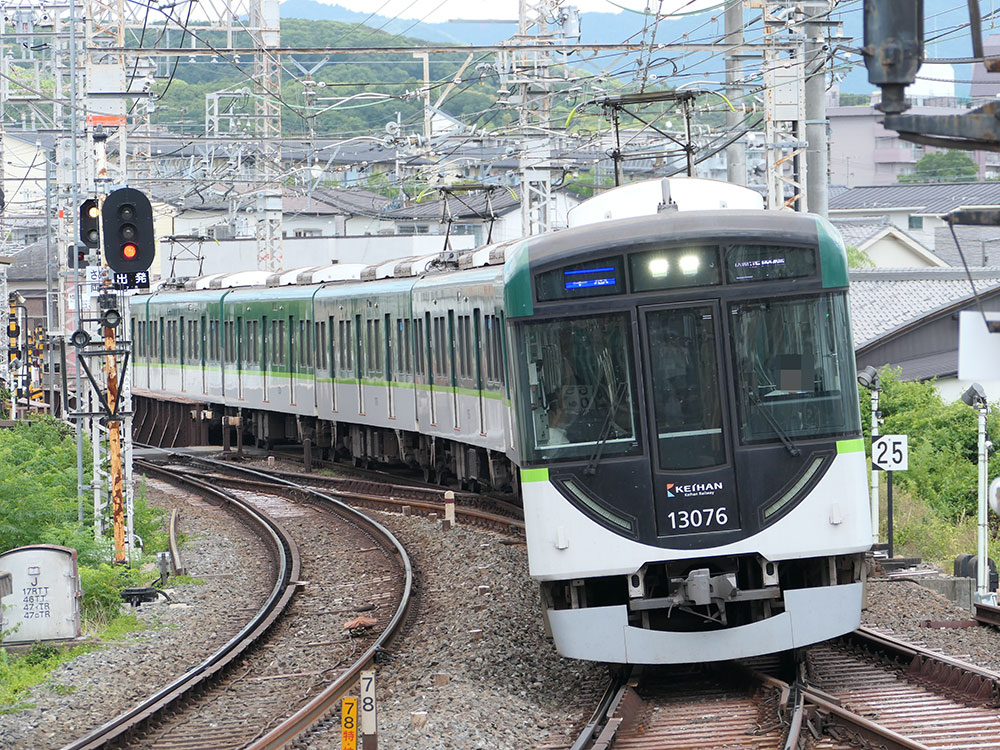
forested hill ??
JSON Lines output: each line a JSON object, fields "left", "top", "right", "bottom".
{"left": 149, "top": 18, "right": 508, "bottom": 138}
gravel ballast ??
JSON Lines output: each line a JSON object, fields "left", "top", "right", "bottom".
{"left": 2, "top": 477, "right": 999, "bottom": 749}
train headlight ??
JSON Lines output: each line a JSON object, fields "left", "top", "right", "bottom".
{"left": 678, "top": 254, "right": 700, "bottom": 275}
{"left": 648, "top": 258, "right": 669, "bottom": 277}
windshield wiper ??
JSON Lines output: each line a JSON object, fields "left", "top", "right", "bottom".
{"left": 585, "top": 381, "right": 629, "bottom": 475}
{"left": 747, "top": 390, "right": 801, "bottom": 456}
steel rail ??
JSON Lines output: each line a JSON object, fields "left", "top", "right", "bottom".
{"left": 801, "top": 685, "right": 932, "bottom": 750}
{"left": 975, "top": 600, "right": 1000, "bottom": 629}
{"left": 167, "top": 466, "right": 525, "bottom": 534}
{"left": 847, "top": 626, "right": 1000, "bottom": 704}
{"left": 60, "top": 462, "right": 301, "bottom": 750}
{"left": 167, "top": 508, "right": 185, "bottom": 576}
{"left": 177, "top": 456, "right": 415, "bottom": 749}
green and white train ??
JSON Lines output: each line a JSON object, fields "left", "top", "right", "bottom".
{"left": 130, "top": 178, "right": 871, "bottom": 663}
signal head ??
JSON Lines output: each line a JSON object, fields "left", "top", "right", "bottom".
{"left": 80, "top": 198, "right": 101, "bottom": 249}
{"left": 102, "top": 188, "right": 155, "bottom": 273}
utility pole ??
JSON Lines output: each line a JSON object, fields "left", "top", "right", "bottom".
{"left": 252, "top": 0, "right": 284, "bottom": 272}
{"left": 725, "top": 0, "right": 747, "bottom": 185}
{"left": 499, "top": 0, "right": 577, "bottom": 236}
{"left": 804, "top": 0, "right": 832, "bottom": 217}
{"left": 762, "top": 1, "right": 808, "bottom": 210}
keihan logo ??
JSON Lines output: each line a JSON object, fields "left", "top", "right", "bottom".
{"left": 667, "top": 481, "right": 724, "bottom": 498}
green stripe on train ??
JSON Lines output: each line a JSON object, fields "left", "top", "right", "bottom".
{"left": 836, "top": 438, "right": 864, "bottom": 454}
{"left": 520, "top": 468, "right": 549, "bottom": 483}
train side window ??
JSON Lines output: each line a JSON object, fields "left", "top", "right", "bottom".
{"left": 433, "top": 316, "right": 447, "bottom": 377}
{"left": 383, "top": 313, "right": 392, "bottom": 381}
{"left": 373, "top": 317, "right": 382, "bottom": 374}
{"left": 396, "top": 319, "right": 406, "bottom": 374}
{"left": 211, "top": 319, "right": 220, "bottom": 362}
{"left": 404, "top": 319, "right": 412, "bottom": 374}
{"left": 456, "top": 315, "right": 470, "bottom": 380}
{"left": 366, "top": 319, "right": 375, "bottom": 375}
{"left": 261, "top": 316, "right": 269, "bottom": 368}
{"left": 413, "top": 318, "right": 425, "bottom": 376}
{"left": 354, "top": 315, "right": 363, "bottom": 378}
{"left": 302, "top": 320, "right": 312, "bottom": 368}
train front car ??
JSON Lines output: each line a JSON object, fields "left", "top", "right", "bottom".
{"left": 505, "top": 209, "right": 871, "bottom": 664}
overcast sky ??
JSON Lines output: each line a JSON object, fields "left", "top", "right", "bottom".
{"left": 303, "top": 1, "right": 723, "bottom": 24}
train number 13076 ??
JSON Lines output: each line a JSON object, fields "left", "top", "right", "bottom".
{"left": 666, "top": 507, "right": 729, "bottom": 530}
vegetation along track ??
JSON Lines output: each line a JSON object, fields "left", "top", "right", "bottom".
{"left": 62, "top": 457, "right": 413, "bottom": 750}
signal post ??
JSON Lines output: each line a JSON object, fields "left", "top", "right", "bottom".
{"left": 72, "top": 189, "right": 153, "bottom": 563}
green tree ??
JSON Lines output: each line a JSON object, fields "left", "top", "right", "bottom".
{"left": 845, "top": 244, "right": 875, "bottom": 268}
{"left": 860, "top": 368, "right": 1000, "bottom": 520}
{"left": 899, "top": 150, "right": 979, "bottom": 183}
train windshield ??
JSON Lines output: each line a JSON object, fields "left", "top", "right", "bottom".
{"left": 513, "top": 313, "right": 642, "bottom": 463}
{"left": 730, "top": 292, "right": 861, "bottom": 443}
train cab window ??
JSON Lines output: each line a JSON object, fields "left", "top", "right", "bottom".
{"left": 513, "top": 312, "right": 641, "bottom": 463}
{"left": 725, "top": 244, "right": 816, "bottom": 283}
{"left": 730, "top": 293, "right": 862, "bottom": 444}
{"left": 629, "top": 245, "right": 720, "bottom": 292}
{"left": 644, "top": 306, "right": 725, "bottom": 470}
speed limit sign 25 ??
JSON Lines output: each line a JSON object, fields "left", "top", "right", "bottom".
{"left": 872, "top": 435, "right": 908, "bottom": 471}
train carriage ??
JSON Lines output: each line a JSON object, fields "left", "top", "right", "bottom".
{"left": 506, "top": 208, "right": 870, "bottom": 662}
{"left": 130, "top": 177, "right": 871, "bottom": 664}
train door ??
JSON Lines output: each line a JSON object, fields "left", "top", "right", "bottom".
{"left": 288, "top": 314, "right": 296, "bottom": 406}
{"left": 179, "top": 316, "right": 186, "bottom": 392}
{"left": 236, "top": 316, "right": 244, "bottom": 400}
{"left": 261, "top": 315, "right": 269, "bottom": 402}
{"left": 158, "top": 317, "right": 165, "bottom": 389}
{"left": 638, "top": 302, "right": 740, "bottom": 539}
{"left": 474, "top": 309, "right": 485, "bottom": 435}
{"left": 201, "top": 315, "right": 208, "bottom": 395}
{"left": 385, "top": 313, "right": 394, "bottom": 419}
{"left": 354, "top": 314, "right": 364, "bottom": 415}
{"left": 425, "top": 312, "right": 435, "bottom": 425}
{"left": 329, "top": 315, "right": 337, "bottom": 412}
{"left": 448, "top": 311, "right": 459, "bottom": 429}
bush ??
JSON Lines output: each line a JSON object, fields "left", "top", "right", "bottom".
{"left": 79, "top": 565, "right": 140, "bottom": 628}
{"left": 861, "top": 368, "right": 1000, "bottom": 520}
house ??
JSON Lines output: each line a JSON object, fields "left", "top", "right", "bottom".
{"left": 850, "top": 267, "right": 1000, "bottom": 402}
{"left": 831, "top": 217, "right": 945, "bottom": 268}
{"left": 829, "top": 182, "right": 1000, "bottom": 258}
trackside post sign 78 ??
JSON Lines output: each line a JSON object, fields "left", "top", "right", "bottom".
{"left": 342, "top": 697, "right": 357, "bottom": 750}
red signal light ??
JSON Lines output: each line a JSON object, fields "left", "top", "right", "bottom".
{"left": 122, "top": 243, "right": 138, "bottom": 260}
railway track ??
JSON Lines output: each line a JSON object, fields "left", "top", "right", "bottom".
{"left": 570, "top": 626, "right": 1000, "bottom": 750}
{"left": 62, "top": 459, "right": 413, "bottom": 750}
{"left": 159, "top": 452, "right": 525, "bottom": 535}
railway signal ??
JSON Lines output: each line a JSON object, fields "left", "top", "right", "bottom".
{"left": 102, "top": 188, "right": 155, "bottom": 273}
{"left": 80, "top": 198, "right": 101, "bottom": 249}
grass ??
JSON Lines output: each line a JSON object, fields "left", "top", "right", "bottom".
{"left": 0, "top": 612, "right": 146, "bottom": 713}
{"left": 879, "top": 485, "right": 982, "bottom": 568}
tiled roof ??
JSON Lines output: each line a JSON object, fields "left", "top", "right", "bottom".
{"left": 831, "top": 216, "right": 892, "bottom": 248}
{"left": 381, "top": 188, "right": 520, "bottom": 221}
{"left": 932, "top": 224, "right": 1000, "bottom": 267}
{"left": 830, "top": 182, "right": 1000, "bottom": 215}
{"left": 849, "top": 268, "right": 1000, "bottom": 348}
